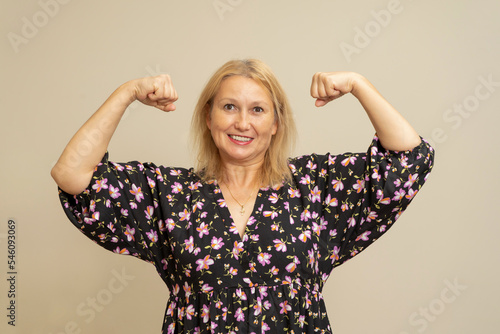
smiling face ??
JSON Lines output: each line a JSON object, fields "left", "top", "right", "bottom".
{"left": 207, "top": 75, "right": 278, "bottom": 168}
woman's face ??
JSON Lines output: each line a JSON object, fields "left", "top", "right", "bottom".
{"left": 207, "top": 75, "right": 277, "bottom": 168}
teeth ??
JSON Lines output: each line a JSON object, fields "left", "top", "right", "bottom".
{"left": 230, "top": 135, "right": 252, "bottom": 142}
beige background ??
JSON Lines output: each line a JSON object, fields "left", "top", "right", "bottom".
{"left": 1, "top": 0, "right": 499, "bottom": 333}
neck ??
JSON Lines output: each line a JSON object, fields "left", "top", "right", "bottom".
{"left": 219, "top": 160, "right": 263, "bottom": 188}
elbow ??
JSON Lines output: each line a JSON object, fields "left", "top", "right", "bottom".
{"left": 51, "top": 163, "right": 90, "bottom": 196}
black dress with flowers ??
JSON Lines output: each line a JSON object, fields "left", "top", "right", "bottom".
{"left": 58, "top": 136, "right": 434, "bottom": 334}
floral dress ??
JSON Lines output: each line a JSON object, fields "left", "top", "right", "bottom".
{"left": 58, "top": 136, "right": 434, "bottom": 334}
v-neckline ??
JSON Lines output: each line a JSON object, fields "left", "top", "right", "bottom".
{"left": 212, "top": 181, "right": 263, "bottom": 243}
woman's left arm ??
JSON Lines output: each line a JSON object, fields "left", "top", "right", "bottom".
{"left": 311, "top": 71, "right": 422, "bottom": 151}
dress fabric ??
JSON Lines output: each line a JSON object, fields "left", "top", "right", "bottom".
{"left": 58, "top": 136, "right": 434, "bottom": 334}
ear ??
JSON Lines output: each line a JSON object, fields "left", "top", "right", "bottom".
{"left": 271, "top": 110, "right": 278, "bottom": 135}
{"left": 205, "top": 105, "right": 212, "bottom": 130}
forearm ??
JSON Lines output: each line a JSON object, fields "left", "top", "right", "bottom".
{"left": 351, "top": 74, "right": 421, "bottom": 151}
{"left": 51, "top": 82, "right": 136, "bottom": 195}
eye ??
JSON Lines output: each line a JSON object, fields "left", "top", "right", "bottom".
{"left": 253, "top": 106, "right": 264, "bottom": 113}
{"left": 223, "top": 104, "right": 236, "bottom": 111}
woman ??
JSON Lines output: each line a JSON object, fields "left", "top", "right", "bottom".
{"left": 52, "top": 59, "right": 434, "bottom": 333}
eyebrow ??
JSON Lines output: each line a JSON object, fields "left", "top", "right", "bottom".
{"left": 218, "top": 97, "right": 271, "bottom": 107}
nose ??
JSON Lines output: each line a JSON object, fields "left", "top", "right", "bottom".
{"left": 235, "top": 109, "right": 251, "bottom": 131}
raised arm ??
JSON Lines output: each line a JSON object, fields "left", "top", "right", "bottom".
{"left": 310, "top": 71, "right": 421, "bottom": 151}
{"left": 51, "top": 75, "right": 178, "bottom": 195}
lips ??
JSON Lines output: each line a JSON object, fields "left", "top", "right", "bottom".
{"left": 228, "top": 134, "right": 253, "bottom": 143}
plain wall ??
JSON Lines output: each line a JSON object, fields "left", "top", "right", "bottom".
{"left": 1, "top": 0, "right": 499, "bottom": 333}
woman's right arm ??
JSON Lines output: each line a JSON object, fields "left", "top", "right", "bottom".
{"left": 51, "top": 75, "right": 178, "bottom": 195}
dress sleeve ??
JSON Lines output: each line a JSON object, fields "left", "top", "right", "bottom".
{"left": 58, "top": 152, "right": 176, "bottom": 273}
{"left": 291, "top": 135, "right": 435, "bottom": 270}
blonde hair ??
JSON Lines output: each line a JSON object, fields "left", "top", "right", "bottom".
{"left": 191, "top": 59, "right": 296, "bottom": 187}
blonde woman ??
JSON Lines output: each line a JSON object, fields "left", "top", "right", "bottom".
{"left": 52, "top": 59, "right": 434, "bottom": 333}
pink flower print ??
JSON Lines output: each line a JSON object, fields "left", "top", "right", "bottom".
{"left": 300, "top": 209, "right": 311, "bottom": 222}
{"left": 379, "top": 197, "right": 391, "bottom": 205}
{"left": 288, "top": 187, "right": 301, "bottom": 198}
{"left": 124, "top": 225, "right": 135, "bottom": 241}
{"left": 298, "top": 315, "right": 306, "bottom": 328}
{"left": 112, "top": 162, "right": 124, "bottom": 172}
{"left": 144, "top": 206, "right": 154, "bottom": 220}
{"left": 309, "top": 186, "right": 321, "bottom": 203}
{"left": 107, "top": 222, "right": 116, "bottom": 233}
{"left": 372, "top": 168, "right": 381, "bottom": 182}
{"left": 183, "top": 282, "right": 192, "bottom": 300}
{"left": 356, "top": 231, "right": 371, "bottom": 241}
{"left": 299, "top": 175, "right": 311, "bottom": 185}
{"left": 273, "top": 239, "right": 287, "bottom": 252}
{"left": 286, "top": 256, "right": 300, "bottom": 273}
{"left": 298, "top": 230, "right": 311, "bottom": 242}
{"left": 232, "top": 241, "right": 244, "bottom": 259}
{"left": 235, "top": 307, "right": 245, "bottom": 322}
{"left": 394, "top": 178, "right": 402, "bottom": 187}
{"left": 186, "top": 304, "right": 195, "bottom": 320}
{"left": 253, "top": 297, "right": 263, "bottom": 316}
{"left": 179, "top": 209, "right": 190, "bottom": 221}
{"left": 130, "top": 201, "right": 138, "bottom": 209}
{"left": 188, "top": 181, "right": 202, "bottom": 190}
{"left": 332, "top": 179, "right": 344, "bottom": 192}
{"left": 262, "top": 322, "right": 270, "bottom": 333}
{"left": 319, "top": 168, "right": 327, "bottom": 177}
{"left": 263, "top": 210, "right": 278, "bottom": 220}
{"left": 347, "top": 217, "right": 356, "bottom": 228}
{"left": 166, "top": 218, "right": 176, "bottom": 232}
{"left": 236, "top": 288, "right": 247, "bottom": 300}
{"left": 229, "top": 267, "right": 238, "bottom": 276}
{"left": 405, "top": 188, "right": 418, "bottom": 200}
{"left": 146, "top": 230, "right": 158, "bottom": 243}
{"left": 155, "top": 168, "right": 164, "bottom": 182}
{"left": 201, "top": 304, "right": 210, "bottom": 323}
{"left": 147, "top": 176, "right": 156, "bottom": 188}
{"left": 211, "top": 237, "right": 224, "bottom": 250}
{"left": 330, "top": 245, "right": 340, "bottom": 262}
{"left": 113, "top": 247, "right": 129, "bottom": 255}
{"left": 324, "top": 194, "right": 338, "bottom": 207}
{"left": 192, "top": 201, "right": 204, "bottom": 212}
{"left": 366, "top": 210, "right": 378, "bottom": 222}
{"left": 341, "top": 156, "right": 357, "bottom": 166}
{"left": 108, "top": 184, "right": 121, "bottom": 199}
{"left": 306, "top": 160, "right": 317, "bottom": 170}
{"left": 170, "top": 169, "right": 182, "bottom": 176}
{"left": 196, "top": 222, "right": 209, "bottom": 238}
{"left": 279, "top": 300, "right": 292, "bottom": 314}
{"left": 196, "top": 255, "right": 214, "bottom": 271}
{"left": 269, "top": 193, "right": 279, "bottom": 204}
{"left": 129, "top": 184, "right": 144, "bottom": 202}
{"left": 166, "top": 301, "right": 177, "bottom": 317}
{"left": 184, "top": 236, "right": 194, "bottom": 253}
{"left": 92, "top": 178, "right": 108, "bottom": 193}
{"left": 393, "top": 189, "right": 406, "bottom": 201}
{"left": 404, "top": 173, "right": 418, "bottom": 188}
{"left": 353, "top": 179, "right": 365, "bottom": 193}
{"left": 217, "top": 198, "right": 227, "bottom": 208}
{"left": 171, "top": 182, "right": 182, "bottom": 194}
{"left": 257, "top": 252, "right": 272, "bottom": 266}
{"left": 161, "top": 259, "right": 168, "bottom": 270}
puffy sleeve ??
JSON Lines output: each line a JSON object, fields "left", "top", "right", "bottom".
{"left": 290, "top": 135, "right": 435, "bottom": 270}
{"left": 58, "top": 152, "right": 187, "bottom": 275}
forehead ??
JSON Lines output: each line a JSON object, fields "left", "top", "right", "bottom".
{"left": 215, "top": 75, "right": 272, "bottom": 103}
